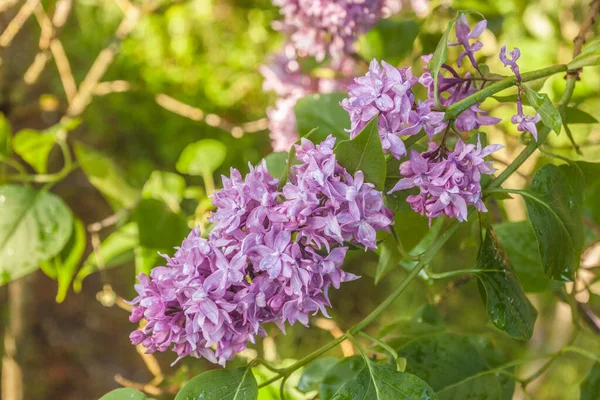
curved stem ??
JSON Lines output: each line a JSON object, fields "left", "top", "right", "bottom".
{"left": 425, "top": 265, "right": 483, "bottom": 279}
{"left": 358, "top": 332, "right": 398, "bottom": 360}
{"left": 443, "top": 64, "right": 568, "bottom": 121}
{"left": 390, "top": 226, "right": 419, "bottom": 261}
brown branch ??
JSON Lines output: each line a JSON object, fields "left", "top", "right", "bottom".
{"left": 155, "top": 93, "right": 267, "bottom": 138}
{"left": 574, "top": 0, "right": 600, "bottom": 57}
{"left": 0, "top": 0, "right": 40, "bottom": 48}
{"left": 0, "top": 0, "right": 20, "bottom": 15}
{"left": 314, "top": 318, "right": 355, "bottom": 357}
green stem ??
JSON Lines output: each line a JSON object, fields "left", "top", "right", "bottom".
{"left": 443, "top": 64, "right": 568, "bottom": 121}
{"left": 358, "top": 332, "right": 398, "bottom": 360}
{"left": 425, "top": 265, "right": 483, "bottom": 279}
{"left": 7, "top": 136, "right": 76, "bottom": 184}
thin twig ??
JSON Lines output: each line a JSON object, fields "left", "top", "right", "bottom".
{"left": 154, "top": 93, "right": 268, "bottom": 138}
{"left": 314, "top": 318, "right": 355, "bottom": 357}
{"left": 114, "top": 374, "right": 162, "bottom": 397}
{"left": 0, "top": 0, "right": 40, "bottom": 48}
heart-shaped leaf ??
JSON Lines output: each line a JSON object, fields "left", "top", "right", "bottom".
{"left": 176, "top": 139, "right": 227, "bottom": 177}
{"left": 13, "top": 129, "right": 56, "bottom": 173}
{"left": 294, "top": 93, "right": 350, "bottom": 143}
{"left": 0, "top": 185, "right": 73, "bottom": 285}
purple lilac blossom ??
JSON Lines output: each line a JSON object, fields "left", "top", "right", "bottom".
{"left": 499, "top": 45, "right": 541, "bottom": 140}
{"left": 388, "top": 136, "right": 502, "bottom": 222}
{"left": 341, "top": 59, "right": 445, "bottom": 159}
{"left": 449, "top": 14, "right": 487, "bottom": 68}
{"left": 272, "top": 0, "right": 383, "bottom": 62}
{"left": 129, "top": 136, "right": 392, "bottom": 366}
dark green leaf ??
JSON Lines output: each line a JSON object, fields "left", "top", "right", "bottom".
{"left": 493, "top": 221, "right": 549, "bottom": 292}
{"left": 74, "top": 222, "right": 138, "bottom": 292}
{"left": 331, "top": 361, "right": 437, "bottom": 400}
{"left": 567, "top": 39, "right": 600, "bottom": 70}
{"left": 581, "top": 362, "right": 600, "bottom": 400}
{"left": 565, "top": 107, "right": 598, "bottom": 124}
{"left": 320, "top": 356, "right": 365, "bottom": 400}
{"left": 397, "top": 333, "right": 501, "bottom": 399}
{"left": 521, "top": 164, "right": 584, "bottom": 281}
{"left": 437, "top": 375, "right": 502, "bottom": 400}
{"left": 264, "top": 151, "right": 288, "bottom": 178}
{"left": 142, "top": 171, "right": 186, "bottom": 212}
{"left": 334, "top": 116, "right": 386, "bottom": 190}
{"left": 358, "top": 19, "right": 420, "bottom": 64}
{"left": 380, "top": 304, "right": 446, "bottom": 349}
{"left": 75, "top": 141, "right": 139, "bottom": 209}
{"left": 522, "top": 86, "right": 562, "bottom": 135}
{"left": 175, "top": 367, "right": 257, "bottom": 400}
{"left": 294, "top": 93, "right": 350, "bottom": 143}
{"left": 176, "top": 139, "right": 227, "bottom": 176}
{"left": 475, "top": 226, "right": 538, "bottom": 340}
{"left": 99, "top": 388, "right": 148, "bottom": 400}
{"left": 0, "top": 185, "right": 73, "bottom": 285}
{"left": 134, "top": 199, "right": 189, "bottom": 250}
{"left": 13, "top": 129, "right": 56, "bottom": 173}
{"left": 298, "top": 357, "right": 338, "bottom": 393}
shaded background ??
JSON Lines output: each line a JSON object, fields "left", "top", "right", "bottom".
{"left": 1, "top": 0, "right": 600, "bottom": 399}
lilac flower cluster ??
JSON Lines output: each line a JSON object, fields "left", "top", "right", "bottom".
{"left": 341, "top": 16, "right": 501, "bottom": 160}
{"left": 389, "top": 136, "right": 502, "bottom": 222}
{"left": 260, "top": 49, "right": 350, "bottom": 151}
{"left": 272, "top": 0, "right": 383, "bottom": 62}
{"left": 341, "top": 59, "right": 446, "bottom": 159}
{"left": 499, "top": 45, "right": 541, "bottom": 140}
{"left": 129, "top": 136, "right": 392, "bottom": 366}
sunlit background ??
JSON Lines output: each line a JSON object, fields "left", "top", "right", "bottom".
{"left": 1, "top": 0, "right": 599, "bottom": 399}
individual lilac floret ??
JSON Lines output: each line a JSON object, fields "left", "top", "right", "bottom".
{"left": 130, "top": 136, "right": 392, "bottom": 366}
{"left": 499, "top": 45, "right": 521, "bottom": 81}
{"left": 449, "top": 14, "right": 487, "bottom": 68}
{"left": 389, "top": 136, "right": 502, "bottom": 222}
{"left": 498, "top": 45, "right": 541, "bottom": 140}
{"left": 341, "top": 59, "right": 445, "bottom": 158}
{"left": 272, "top": 0, "right": 382, "bottom": 62}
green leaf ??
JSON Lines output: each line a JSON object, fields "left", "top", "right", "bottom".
{"left": 0, "top": 185, "right": 73, "bottom": 285}
{"left": 320, "top": 356, "right": 365, "bottom": 400}
{"left": 74, "top": 142, "right": 139, "bottom": 209}
{"left": 264, "top": 151, "right": 288, "bottom": 178}
{"left": 175, "top": 367, "right": 258, "bottom": 400}
{"left": 493, "top": 221, "right": 549, "bottom": 292}
{"left": 73, "top": 222, "right": 138, "bottom": 292}
{"left": 334, "top": 116, "right": 386, "bottom": 190}
{"left": 375, "top": 234, "right": 401, "bottom": 284}
{"left": 474, "top": 226, "right": 538, "bottom": 340}
{"left": 358, "top": 19, "right": 420, "bottom": 64}
{"left": 397, "top": 333, "right": 501, "bottom": 399}
{"left": 567, "top": 39, "right": 600, "bottom": 70}
{"left": 13, "top": 129, "right": 56, "bottom": 173}
{"left": 565, "top": 107, "right": 598, "bottom": 124}
{"left": 428, "top": 12, "right": 462, "bottom": 106}
{"left": 0, "top": 113, "right": 11, "bottom": 156}
{"left": 331, "top": 360, "right": 437, "bottom": 400}
{"left": 380, "top": 305, "right": 446, "bottom": 349}
{"left": 298, "top": 357, "right": 339, "bottom": 393}
{"left": 521, "top": 164, "right": 584, "bottom": 281}
{"left": 41, "top": 217, "right": 87, "bottom": 303}
{"left": 134, "top": 199, "right": 189, "bottom": 250}
{"left": 176, "top": 139, "right": 227, "bottom": 176}
{"left": 135, "top": 246, "right": 164, "bottom": 276}
{"left": 98, "top": 388, "right": 149, "bottom": 400}
{"left": 581, "top": 362, "right": 600, "bottom": 400}
{"left": 142, "top": 170, "right": 186, "bottom": 212}
{"left": 294, "top": 93, "right": 350, "bottom": 143}
{"left": 522, "top": 86, "right": 562, "bottom": 135}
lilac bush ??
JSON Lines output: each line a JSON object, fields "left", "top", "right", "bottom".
{"left": 129, "top": 136, "right": 392, "bottom": 365}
